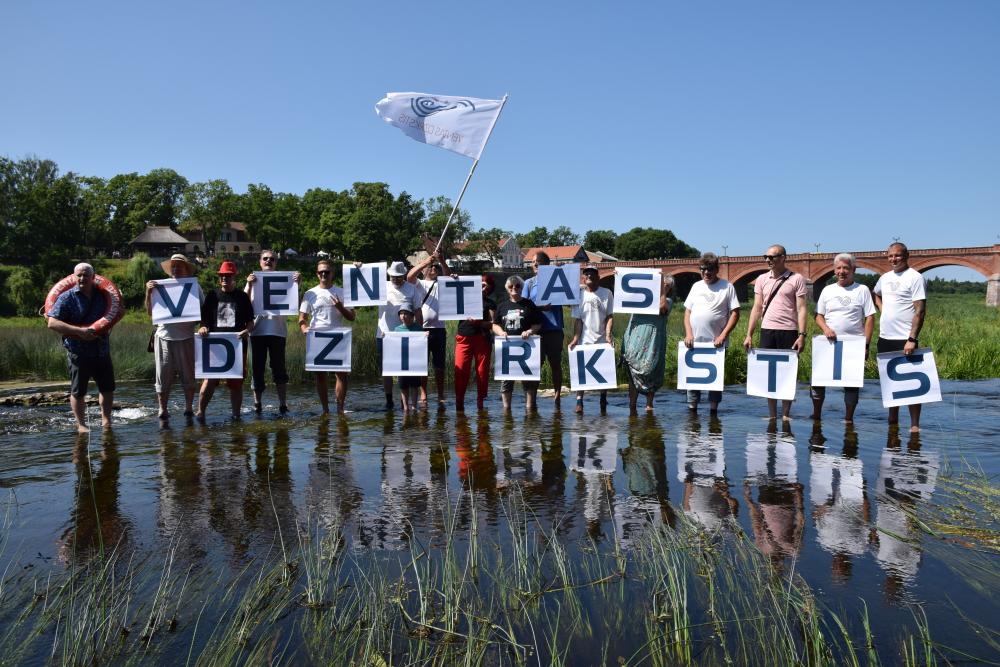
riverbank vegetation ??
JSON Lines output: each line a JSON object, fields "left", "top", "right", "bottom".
{"left": 0, "top": 294, "right": 996, "bottom": 386}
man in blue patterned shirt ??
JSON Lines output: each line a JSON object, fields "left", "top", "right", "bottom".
{"left": 46, "top": 263, "right": 116, "bottom": 433}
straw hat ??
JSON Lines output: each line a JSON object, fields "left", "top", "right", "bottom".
{"left": 161, "top": 253, "right": 196, "bottom": 277}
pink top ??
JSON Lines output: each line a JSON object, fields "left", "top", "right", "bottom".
{"left": 755, "top": 270, "right": 806, "bottom": 330}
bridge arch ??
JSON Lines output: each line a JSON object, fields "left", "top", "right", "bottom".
{"left": 731, "top": 268, "right": 768, "bottom": 303}
{"left": 667, "top": 269, "right": 701, "bottom": 301}
{"left": 908, "top": 257, "right": 993, "bottom": 280}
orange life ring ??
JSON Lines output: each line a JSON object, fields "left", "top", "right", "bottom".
{"left": 43, "top": 274, "right": 125, "bottom": 335}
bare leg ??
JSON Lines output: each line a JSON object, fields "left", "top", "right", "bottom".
{"left": 782, "top": 399, "right": 792, "bottom": 421}
{"left": 383, "top": 376, "right": 394, "bottom": 409}
{"left": 70, "top": 394, "right": 89, "bottom": 433}
{"left": 767, "top": 398, "right": 778, "bottom": 420}
{"left": 887, "top": 406, "right": 900, "bottom": 425}
{"left": 156, "top": 392, "right": 169, "bottom": 419}
{"left": 253, "top": 388, "right": 263, "bottom": 411}
{"left": 551, "top": 359, "right": 562, "bottom": 411}
{"left": 908, "top": 404, "right": 921, "bottom": 432}
{"left": 196, "top": 380, "right": 217, "bottom": 422}
{"left": 501, "top": 390, "right": 512, "bottom": 411}
{"left": 810, "top": 396, "right": 824, "bottom": 420}
{"left": 627, "top": 381, "right": 639, "bottom": 416}
{"left": 435, "top": 368, "right": 445, "bottom": 404}
{"left": 526, "top": 385, "right": 538, "bottom": 412}
{"left": 182, "top": 385, "right": 195, "bottom": 415}
{"left": 334, "top": 373, "right": 348, "bottom": 413}
{"left": 400, "top": 386, "right": 410, "bottom": 412}
{"left": 845, "top": 402, "right": 857, "bottom": 423}
{"left": 418, "top": 378, "right": 429, "bottom": 405}
{"left": 315, "top": 373, "right": 329, "bottom": 413}
{"left": 575, "top": 390, "right": 584, "bottom": 414}
{"left": 229, "top": 384, "right": 242, "bottom": 418}
{"left": 645, "top": 392, "right": 655, "bottom": 413}
{"left": 98, "top": 392, "right": 114, "bottom": 429}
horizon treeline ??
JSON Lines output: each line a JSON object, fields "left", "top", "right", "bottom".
{"left": 0, "top": 155, "right": 699, "bottom": 269}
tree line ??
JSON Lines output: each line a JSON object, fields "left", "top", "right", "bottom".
{"left": 1, "top": 155, "right": 699, "bottom": 271}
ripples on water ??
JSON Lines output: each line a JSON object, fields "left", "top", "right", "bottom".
{"left": 0, "top": 378, "right": 997, "bottom": 658}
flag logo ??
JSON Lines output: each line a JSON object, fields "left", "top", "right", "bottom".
{"left": 411, "top": 96, "right": 476, "bottom": 118}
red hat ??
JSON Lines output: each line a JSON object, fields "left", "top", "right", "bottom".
{"left": 217, "top": 261, "right": 238, "bottom": 275}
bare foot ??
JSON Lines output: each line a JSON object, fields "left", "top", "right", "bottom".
{"left": 77, "top": 424, "right": 90, "bottom": 434}
{"left": 102, "top": 421, "right": 112, "bottom": 430}
{"left": 909, "top": 425, "right": 921, "bottom": 433}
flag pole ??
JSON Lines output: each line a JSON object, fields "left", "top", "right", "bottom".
{"left": 432, "top": 93, "right": 509, "bottom": 256}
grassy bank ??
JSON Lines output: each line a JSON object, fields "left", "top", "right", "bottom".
{"left": 0, "top": 294, "right": 996, "bottom": 385}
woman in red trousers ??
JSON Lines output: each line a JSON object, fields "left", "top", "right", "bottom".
{"left": 454, "top": 275, "right": 496, "bottom": 412}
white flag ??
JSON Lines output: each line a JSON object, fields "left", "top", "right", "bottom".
{"left": 375, "top": 92, "right": 503, "bottom": 159}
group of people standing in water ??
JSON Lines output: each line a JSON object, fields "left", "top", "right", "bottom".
{"left": 44, "top": 241, "right": 926, "bottom": 434}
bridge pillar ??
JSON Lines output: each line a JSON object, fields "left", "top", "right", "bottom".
{"left": 988, "top": 274, "right": 1000, "bottom": 307}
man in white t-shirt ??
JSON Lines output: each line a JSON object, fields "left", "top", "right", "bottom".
{"left": 810, "top": 253, "right": 875, "bottom": 423}
{"left": 299, "top": 259, "right": 356, "bottom": 413}
{"left": 873, "top": 242, "right": 927, "bottom": 431}
{"left": 408, "top": 251, "right": 447, "bottom": 408}
{"left": 375, "top": 260, "right": 421, "bottom": 410}
{"left": 569, "top": 266, "right": 614, "bottom": 414}
{"left": 683, "top": 252, "right": 740, "bottom": 414}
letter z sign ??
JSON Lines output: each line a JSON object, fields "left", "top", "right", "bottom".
{"left": 305, "top": 328, "right": 352, "bottom": 372}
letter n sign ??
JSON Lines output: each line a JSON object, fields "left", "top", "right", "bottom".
{"left": 195, "top": 332, "right": 244, "bottom": 379}
{"left": 876, "top": 349, "right": 942, "bottom": 408}
{"left": 569, "top": 344, "right": 617, "bottom": 391}
{"left": 676, "top": 342, "right": 725, "bottom": 392}
{"left": 342, "top": 263, "right": 387, "bottom": 307}
{"left": 305, "top": 328, "right": 352, "bottom": 372}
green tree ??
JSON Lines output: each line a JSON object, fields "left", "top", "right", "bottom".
{"left": 7, "top": 266, "right": 44, "bottom": 316}
{"left": 238, "top": 182, "right": 275, "bottom": 249}
{"left": 180, "top": 180, "right": 237, "bottom": 255}
{"left": 300, "top": 187, "right": 348, "bottom": 255}
{"left": 130, "top": 168, "right": 188, "bottom": 229}
{"left": 464, "top": 227, "right": 512, "bottom": 265}
{"left": 613, "top": 227, "right": 699, "bottom": 260}
{"left": 583, "top": 229, "right": 619, "bottom": 255}
{"left": 342, "top": 182, "right": 424, "bottom": 262}
{"left": 548, "top": 225, "right": 581, "bottom": 246}
{"left": 516, "top": 226, "right": 550, "bottom": 249}
{"left": 421, "top": 196, "right": 472, "bottom": 255}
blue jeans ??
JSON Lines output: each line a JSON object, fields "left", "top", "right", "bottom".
{"left": 687, "top": 389, "right": 722, "bottom": 406}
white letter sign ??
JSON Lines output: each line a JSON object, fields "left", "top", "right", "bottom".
{"left": 676, "top": 342, "right": 725, "bottom": 392}
{"left": 568, "top": 343, "right": 617, "bottom": 391}
{"left": 613, "top": 268, "right": 661, "bottom": 315}
{"left": 811, "top": 335, "right": 865, "bottom": 388}
{"left": 150, "top": 278, "right": 202, "bottom": 325}
{"left": 195, "top": 332, "right": 244, "bottom": 379}
{"left": 342, "top": 263, "right": 387, "bottom": 307}
{"left": 494, "top": 337, "right": 541, "bottom": 381}
{"left": 437, "top": 276, "right": 483, "bottom": 321}
{"left": 876, "top": 349, "right": 942, "bottom": 408}
{"left": 746, "top": 349, "right": 798, "bottom": 401}
{"left": 382, "top": 332, "right": 428, "bottom": 377}
{"left": 535, "top": 264, "right": 580, "bottom": 306}
{"left": 250, "top": 271, "right": 298, "bottom": 317}
{"left": 305, "top": 328, "right": 352, "bottom": 372}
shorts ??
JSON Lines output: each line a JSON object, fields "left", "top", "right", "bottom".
{"left": 539, "top": 330, "right": 564, "bottom": 366}
{"left": 877, "top": 338, "right": 907, "bottom": 354}
{"left": 501, "top": 379, "right": 539, "bottom": 393}
{"left": 427, "top": 328, "right": 447, "bottom": 370}
{"left": 67, "top": 353, "right": 115, "bottom": 397}
{"left": 809, "top": 385, "right": 860, "bottom": 406}
{"left": 250, "top": 335, "right": 288, "bottom": 390}
{"left": 154, "top": 337, "right": 195, "bottom": 393}
{"left": 398, "top": 375, "right": 421, "bottom": 389}
{"left": 759, "top": 328, "right": 798, "bottom": 350}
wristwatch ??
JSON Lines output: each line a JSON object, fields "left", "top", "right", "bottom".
{"left": 907, "top": 336, "right": 918, "bottom": 344}
{"left": 797, "top": 332, "right": 806, "bottom": 338}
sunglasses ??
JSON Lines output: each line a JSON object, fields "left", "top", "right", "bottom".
{"left": 317, "top": 270, "right": 331, "bottom": 276}
{"left": 763, "top": 254, "right": 784, "bottom": 261}
{"left": 219, "top": 274, "right": 234, "bottom": 280}
{"left": 698, "top": 266, "right": 716, "bottom": 272}
{"left": 261, "top": 256, "right": 276, "bottom": 263}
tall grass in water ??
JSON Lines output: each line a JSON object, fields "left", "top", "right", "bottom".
{"left": 2, "top": 486, "right": 973, "bottom": 665}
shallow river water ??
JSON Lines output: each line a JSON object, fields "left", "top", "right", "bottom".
{"left": 1, "top": 378, "right": 998, "bottom": 663}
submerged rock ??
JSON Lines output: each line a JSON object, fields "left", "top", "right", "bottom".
{"left": 0, "top": 391, "right": 143, "bottom": 409}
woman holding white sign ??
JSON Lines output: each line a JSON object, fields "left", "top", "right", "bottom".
{"left": 299, "top": 259, "right": 356, "bottom": 414}
{"left": 620, "top": 272, "right": 674, "bottom": 415}
{"left": 809, "top": 253, "right": 875, "bottom": 423}
{"left": 145, "top": 253, "right": 202, "bottom": 421}
{"left": 493, "top": 275, "right": 542, "bottom": 411}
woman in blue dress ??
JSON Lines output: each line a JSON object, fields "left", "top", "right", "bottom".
{"left": 620, "top": 273, "right": 674, "bottom": 415}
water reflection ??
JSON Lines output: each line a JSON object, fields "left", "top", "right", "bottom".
{"left": 305, "top": 417, "right": 362, "bottom": 535}
{"left": 677, "top": 416, "right": 737, "bottom": 532}
{"left": 616, "top": 415, "right": 674, "bottom": 547}
{"left": 808, "top": 424, "right": 870, "bottom": 583}
{"left": 158, "top": 427, "right": 210, "bottom": 561}
{"left": 874, "top": 431, "right": 939, "bottom": 600}
{"left": 744, "top": 423, "right": 805, "bottom": 566}
{"left": 569, "top": 423, "right": 619, "bottom": 537}
{"left": 58, "top": 433, "right": 131, "bottom": 564}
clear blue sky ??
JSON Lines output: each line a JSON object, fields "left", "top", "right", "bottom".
{"left": 3, "top": 1, "right": 998, "bottom": 278}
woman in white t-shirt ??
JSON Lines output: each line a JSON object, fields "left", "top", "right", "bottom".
{"left": 299, "top": 260, "right": 356, "bottom": 413}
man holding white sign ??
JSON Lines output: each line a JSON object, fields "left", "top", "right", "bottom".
{"left": 569, "top": 267, "right": 614, "bottom": 413}
{"left": 299, "top": 259, "right": 356, "bottom": 414}
{"left": 145, "top": 253, "right": 202, "bottom": 421}
{"left": 523, "top": 252, "right": 571, "bottom": 411}
{"left": 494, "top": 275, "right": 543, "bottom": 411}
{"left": 810, "top": 253, "right": 875, "bottom": 423}
{"left": 874, "top": 242, "right": 928, "bottom": 432}
{"left": 245, "top": 249, "right": 300, "bottom": 414}
{"left": 683, "top": 252, "right": 740, "bottom": 414}
{"left": 196, "top": 261, "right": 254, "bottom": 421}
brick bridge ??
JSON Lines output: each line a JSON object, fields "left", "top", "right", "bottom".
{"left": 594, "top": 244, "right": 1000, "bottom": 306}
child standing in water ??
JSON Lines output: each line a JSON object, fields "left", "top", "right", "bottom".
{"left": 394, "top": 307, "right": 425, "bottom": 411}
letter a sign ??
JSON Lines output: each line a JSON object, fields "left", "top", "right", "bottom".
{"left": 150, "top": 278, "right": 202, "bottom": 324}
{"left": 382, "top": 332, "right": 428, "bottom": 376}
{"left": 305, "top": 328, "right": 352, "bottom": 372}
{"left": 195, "top": 332, "right": 244, "bottom": 379}
{"left": 876, "top": 349, "right": 942, "bottom": 408}
{"left": 746, "top": 348, "right": 798, "bottom": 401}
{"left": 535, "top": 264, "right": 580, "bottom": 306}
{"left": 569, "top": 343, "right": 617, "bottom": 391}
{"left": 676, "top": 342, "right": 725, "bottom": 392}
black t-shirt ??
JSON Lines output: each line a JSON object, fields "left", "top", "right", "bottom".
{"left": 493, "top": 298, "right": 540, "bottom": 336}
{"left": 202, "top": 288, "right": 254, "bottom": 332}
{"left": 457, "top": 297, "right": 497, "bottom": 337}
